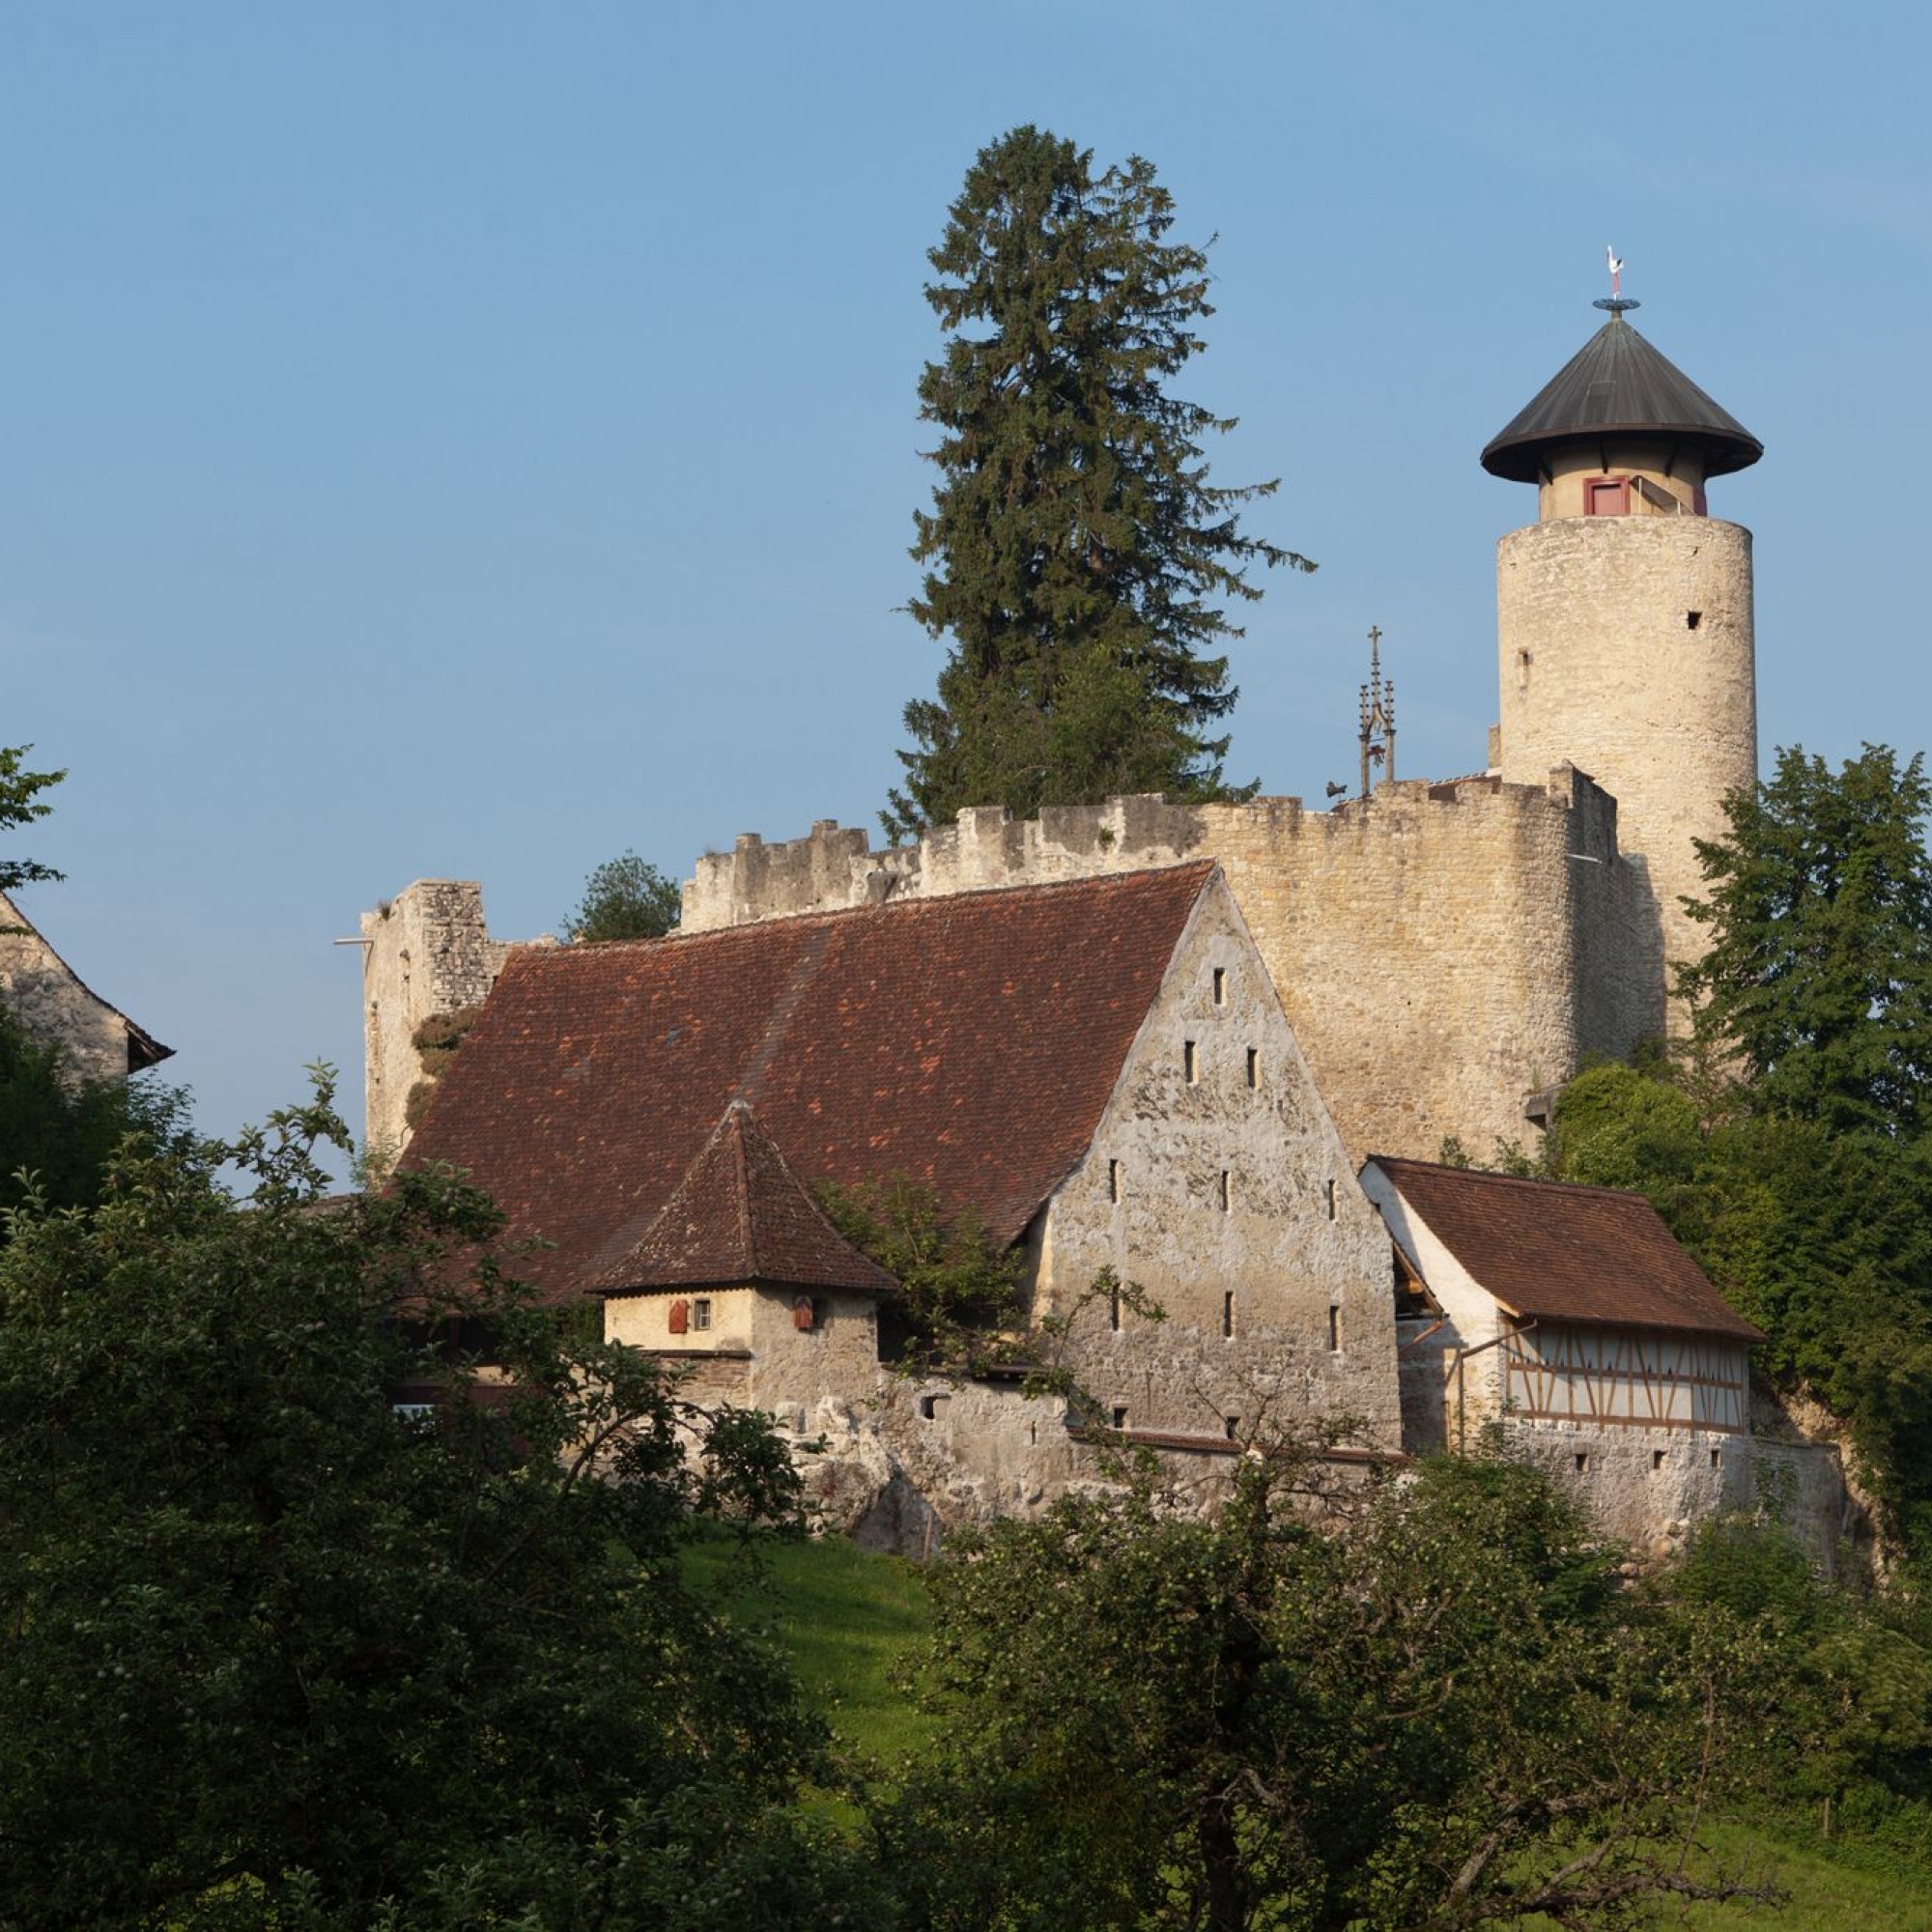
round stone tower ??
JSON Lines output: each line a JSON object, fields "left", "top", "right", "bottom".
{"left": 1483, "top": 296, "right": 1763, "bottom": 1009}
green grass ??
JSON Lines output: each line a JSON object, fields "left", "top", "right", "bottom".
{"left": 685, "top": 1530, "right": 936, "bottom": 1766}
{"left": 696, "top": 1533, "right": 1932, "bottom": 1928}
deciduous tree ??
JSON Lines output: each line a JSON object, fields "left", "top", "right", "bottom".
{"left": 1679, "top": 743, "right": 1932, "bottom": 1138}
{"left": 0, "top": 1078, "right": 867, "bottom": 1929}
{"left": 885, "top": 127, "right": 1310, "bottom": 840}
{"left": 0, "top": 743, "right": 63, "bottom": 910}
{"left": 880, "top": 1445, "right": 1777, "bottom": 1931}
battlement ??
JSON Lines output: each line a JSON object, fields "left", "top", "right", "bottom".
{"left": 680, "top": 772, "right": 1659, "bottom": 1164}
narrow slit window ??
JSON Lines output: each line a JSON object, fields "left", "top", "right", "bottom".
{"left": 1107, "top": 1157, "right": 1120, "bottom": 1204}
{"left": 1211, "top": 966, "right": 1227, "bottom": 1006}
{"left": 1710, "top": 1447, "right": 1722, "bottom": 1471}
{"left": 1183, "top": 1039, "right": 1198, "bottom": 1084}
{"left": 1327, "top": 1304, "right": 1341, "bottom": 1352}
{"left": 1218, "top": 1169, "right": 1231, "bottom": 1212}
{"left": 1222, "top": 1291, "right": 1235, "bottom": 1339}
{"left": 1109, "top": 1286, "right": 1122, "bottom": 1333}
{"left": 1245, "top": 1047, "right": 1258, "bottom": 1090}
{"left": 1324, "top": 1178, "right": 1337, "bottom": 1221}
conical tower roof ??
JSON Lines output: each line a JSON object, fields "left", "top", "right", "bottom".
{"left": 1481, "top": 311, "right": 1762, "bottom": 483}
{"left": 587, "top": 1098, "right": 898, "bottom": 1297}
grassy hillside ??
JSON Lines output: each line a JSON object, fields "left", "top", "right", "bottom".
{"left": 696, "top": 1530, "right": 1932, "bottom": 1930}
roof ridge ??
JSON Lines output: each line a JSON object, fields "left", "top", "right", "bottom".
{"left": 653, "top": 857, "right": 1219, "bottom": 946}
{"left": 1364, "top": 1153, "right": 1661, "bottom": 1204}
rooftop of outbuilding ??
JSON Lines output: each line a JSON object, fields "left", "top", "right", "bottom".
{"left": 1364, "top": 1155, "right": 1763, "bottom": 1342}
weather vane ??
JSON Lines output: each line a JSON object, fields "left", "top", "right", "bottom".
{"left": 1594, "top": 243, "right": 1640, "bottom": 318}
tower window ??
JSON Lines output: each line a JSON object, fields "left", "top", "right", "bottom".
{"left": 1112, "top": 1406, "right": 1128, "bottom": 1432}
{"left": 1584, "top": 477, "right": 1631, "bottom": 516}
{"left": 1109, "top": 1285, "right": 1122, "bottom": 1333}
{"left": 1325, "top": 1178, "right": 1337, "bottom": 1221}
{"left": 1218, "top": 1169, "right": 1232, "bottom": 1212}
{"left": 1686, "top": 610, "right": 1702, "bottom": 631}
{"left": 1211, "top": 967, "right": 1227, "bottom": 1006}
{"left": 1575, "top": 1451, "right": 1590, "bottom": 1475}
{"left": 1183, "top": 1039, "right": 1198, "bottom": 1085}
{"left": 1245, "top": 1047, "right": 1258, "bottom": 1090}
{"left": 1327, "top": 1305, "right": 1341, "bottom": 1352}
{"left": 1107, "top": 1157, "right": 1120, "bottom": 1204}
{"left": 1222, "top": 1291, "right": 1235, "bottom": 1339}
{"left": 1225, "top": 1414, "right": 1240, "bottom": 1440}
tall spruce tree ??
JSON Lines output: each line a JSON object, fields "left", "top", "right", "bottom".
{"left": 884, "top": 127, "right": 1309, "bottom": 840}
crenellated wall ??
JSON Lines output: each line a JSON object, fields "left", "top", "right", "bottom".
{"left": 682, "top": 776, "right": 1662, "bottom": 1165}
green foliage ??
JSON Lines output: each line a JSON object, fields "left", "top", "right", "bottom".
{"left": 813, "top": 1174, "right": 1159, "bottom": 1412}
{"left": 0, "top": 1076, "right": 871, "bottom": 1929}
{"left": 814, "top": 1172, "right": 1027, "bottom": 1367}
{"left": 1680, "top": 744, "right": 1932, "bottom": 1138}
{"left": 562, "top": 850, "right": 681, "bottom": 943}
{"left": 1552, "top": 1056, "right": 1932, "bottom": 1547}
{"left": 1540, "top": 746, "right": 1932, "bottom": 1550}
{"left": 885, "top": 126, "right": 1311, "bottom": 840}
{"left": 0, "top": 743, "right": 63, "bottom": 905}
{"left": 1667, "top": 1520, "right": 1932, "bottom": 1832}
{"left": 0, "top": 1000, "right": 186, "bottom": 1229}
{"left": 878, "top": 1445, "right": 1779, "bottom": 1931}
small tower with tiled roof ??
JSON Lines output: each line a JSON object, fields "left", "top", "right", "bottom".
{"left": 592, "top": 1099, "right": 897, "bottom": 1405}
{"left": 1483, "top": 279, "right": 1762, "bottom": 1008}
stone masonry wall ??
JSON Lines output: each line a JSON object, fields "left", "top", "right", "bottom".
{"left": 0, "top": 889, "right": 148, "bottom": 1083}
{"left": 682, "top": 777, "right": 1662, "bottom": 1165}
{"left": 359, "top": 881, "right": 520, "bottom": 1164}
{"left": 1035, "top": 872, "right": 1403, "bottom": 1449}
{"left": 1497, "top": 516, "right": 1755, "bottom": 1008}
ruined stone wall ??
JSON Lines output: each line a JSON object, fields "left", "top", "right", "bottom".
{"left": 682, "top": 778, "right": 1662, "bottom": 1164}
{"left": 359, "top": 880, "right": 520, "bottom": 1164}
{"left": 1035, "top": 873, "right": 1403, "bottom": 1448}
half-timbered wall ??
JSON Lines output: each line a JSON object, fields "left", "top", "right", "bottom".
{"left": 1501, "top": 1323, "right": 1749, "bottom": 1434}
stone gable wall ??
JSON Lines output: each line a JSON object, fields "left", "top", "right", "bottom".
{"left": 0, "top": 889, "right": 149, "bottom": 1083}
{"left": 1036, "top": 873, "right": 1403, "bottom": 1448}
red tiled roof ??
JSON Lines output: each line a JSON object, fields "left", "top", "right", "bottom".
{"left": 406, "top": 864, "right": 1215, "bottom": 1303}
{"left": 1365, "top": 1156, "right": 1763, "bottom": 1342}
{"left": 589, "top": 1100, "right": 898, "bottom": 1297}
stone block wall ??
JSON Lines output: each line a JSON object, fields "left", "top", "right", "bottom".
{"left": 0, "top": 889, "right": 159, "bottom": 1083}
{"left": 359, "top": 881, "right": 521, "bottom": 1163}
{"left": 1497, "top": 516, "right": 1755, "bottom": 998}
{"left": 682, "top": 776, "right": 1662, "bottom": 1165}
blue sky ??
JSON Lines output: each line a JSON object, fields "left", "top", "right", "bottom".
{"left": 4, "top": 1, "right": 1927, "bottom": 1160}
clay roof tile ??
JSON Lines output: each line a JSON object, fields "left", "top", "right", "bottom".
{"left": 588, "top": 1099, "right": 898, "bottom": 1297}
{"left": 405, "top": 863, "right": 1216, "bottom": 1303}
{"left": 1366, "top": 1155, "right": 1762, "bottom": 1342}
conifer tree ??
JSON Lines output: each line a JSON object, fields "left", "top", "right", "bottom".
{"left": 884, "top": 128, "right": 1310, "bottom": 840}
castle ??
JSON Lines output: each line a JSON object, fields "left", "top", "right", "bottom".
{"left": 360, "top": 296, "right": 1855, "bottom": 1558}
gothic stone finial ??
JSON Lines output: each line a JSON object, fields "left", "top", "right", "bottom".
{"left": 1358, "top": 627, "right": 1396, "bottom": 801}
